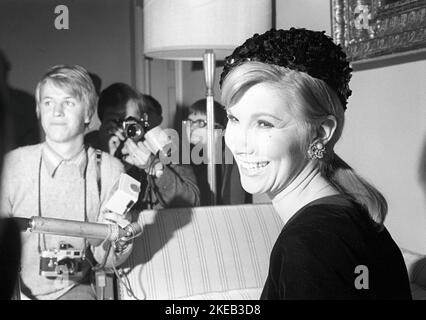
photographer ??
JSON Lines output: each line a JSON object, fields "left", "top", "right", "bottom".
{"left": 0, "top": 65, "right": 133, "bottom": 300}
{"left": 86, "top": 83, "right": 200, "bottom": 210}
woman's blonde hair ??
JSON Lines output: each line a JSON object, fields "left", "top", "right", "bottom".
{"left": 221, "top": 61, "right": 387, "bottom": 227}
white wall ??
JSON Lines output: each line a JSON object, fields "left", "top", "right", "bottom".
{"left": 149, "top": 59, "right": 177, "bottom": 129}
{"left": 276, "top": 0, "right": 332, "bottom": 35}
{"left": 182, "top": 62, "right": 222, "bottom": 108}
{"left": 337, "top": 61, "right": 426, "bottom": 254}
{"left": 0, "top": 0, "right": 133, "bottom": 131}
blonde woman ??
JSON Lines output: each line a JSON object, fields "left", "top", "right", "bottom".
{"left": 220, "top": 28, "right": 411, "bottom": 299}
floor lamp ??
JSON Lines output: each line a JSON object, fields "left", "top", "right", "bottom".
{"left": 143, "top": 0, "right": 271, "bottom": 205}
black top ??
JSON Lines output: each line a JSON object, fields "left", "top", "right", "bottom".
{"left": 261, "top": 195, "right": 412, "bottom": 300}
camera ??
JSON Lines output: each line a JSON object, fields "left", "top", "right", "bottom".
{"left": 120, "top": 115, "right": 149, "bottom": 142}
{"left": 115, "top": 114, "right": 173, "bottom": 160}
{"left": 39, "top": 242, "right": 84, "bottom": 278}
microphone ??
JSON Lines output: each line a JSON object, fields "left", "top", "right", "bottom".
{"left": 103, "top": 173, "right": 140, "bottom": 217}
{"left": 143, "top": 125, "right": 172, "bottom": 158}
{"left": 11, "top": 216, "right": 142, "bottom": 242}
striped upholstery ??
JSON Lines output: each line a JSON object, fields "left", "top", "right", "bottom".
{"left": 118, "top": 204, "right": 283, "bottom": 300}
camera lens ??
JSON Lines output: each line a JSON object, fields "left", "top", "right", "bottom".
{"left": 125, "top": 123, "right": 145, "bottom": 141}
{"left": 122, "top": 117, "right": 146, "bottom": 142}
{"left": 126, "top": 124, "right": 141, "bottom": 138}
{"left": 58, "top": 257, "right": 76, "bottom": 274}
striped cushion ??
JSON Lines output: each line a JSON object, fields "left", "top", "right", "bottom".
{"left": 118, "top": 204, "right": 283, "bottom": 300}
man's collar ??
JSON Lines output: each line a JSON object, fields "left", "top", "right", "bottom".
{"left": 41, "top": 143, "right": 87, "bottom": 178}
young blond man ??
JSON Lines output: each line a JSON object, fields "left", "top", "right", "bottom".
{"left": 1, "top": 65, "right": 132, "bottom": 299}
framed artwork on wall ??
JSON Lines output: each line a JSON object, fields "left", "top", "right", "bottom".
{"left": 331, "top": 0, "right": 426, "bottom": 69}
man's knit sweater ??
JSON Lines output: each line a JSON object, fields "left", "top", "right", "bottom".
{"left": 0, "top": 143, "right": 130, "bottom": 299}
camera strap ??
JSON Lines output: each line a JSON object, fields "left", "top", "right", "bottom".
{"left": 143, "top": 153, "right": 167, "bottom": 209}
{"left": 95, "top": 149, "right": 102, "bottom": 197}
{"left": 91, "top": 149, "right": 115, "bottom": 272}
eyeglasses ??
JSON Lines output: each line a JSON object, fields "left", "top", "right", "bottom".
{"left": 184, "top": 119, "right": 207, "bottom": 128}
{"left": 183, "top": 119, "right": 224, "bottom": 129}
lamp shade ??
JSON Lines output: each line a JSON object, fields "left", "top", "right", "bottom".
{"left": 143, "top": 0, "right": 272, "bottom": 61}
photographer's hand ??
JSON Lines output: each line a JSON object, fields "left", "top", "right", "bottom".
{"left": 96, "top": 210, "right": 132, "bottom": 258}
{"left": 148, "top": 158, "right": 164, "bottom": 178}
{"left": 124, "top": 139, "right": 153, "bottom": 170}
{"left": 108, "top": 128, "right": 126, "bottom": 156}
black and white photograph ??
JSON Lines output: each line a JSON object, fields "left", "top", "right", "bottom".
{"left": 0, "top": 0, "right": 425, "bottom": 308}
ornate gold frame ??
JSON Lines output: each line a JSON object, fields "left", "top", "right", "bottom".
{"left": 331, "top": 0, "right": 426, "bottom": 67}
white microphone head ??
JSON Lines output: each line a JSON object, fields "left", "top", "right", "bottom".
{"left": 143, "top": 126, "right": 171, "bottom": 156}
{"left": 104, "top": 173, "right": 141, "bottom": 215}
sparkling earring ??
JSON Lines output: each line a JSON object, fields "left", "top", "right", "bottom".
{"left": 307, "top": 141, "right": 326, "bottom": 160}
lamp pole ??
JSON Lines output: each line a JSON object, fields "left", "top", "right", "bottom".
{"left": 203, "top": 49, "right": 217, "bottom": 205}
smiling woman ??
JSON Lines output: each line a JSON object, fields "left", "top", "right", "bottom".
{"left": 220, "top": 28, "right": 412, "bottom": 300}
{"left": 225, "top": 82, "right": 304, "bottom": 197}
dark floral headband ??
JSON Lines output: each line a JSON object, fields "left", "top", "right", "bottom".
{"left": 220, "top": 28, "right": 352, "bottom": 110}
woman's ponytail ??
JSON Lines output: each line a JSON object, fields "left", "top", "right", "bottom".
{"left": 320, "top": 154, "right": 388, "bottom": 228}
